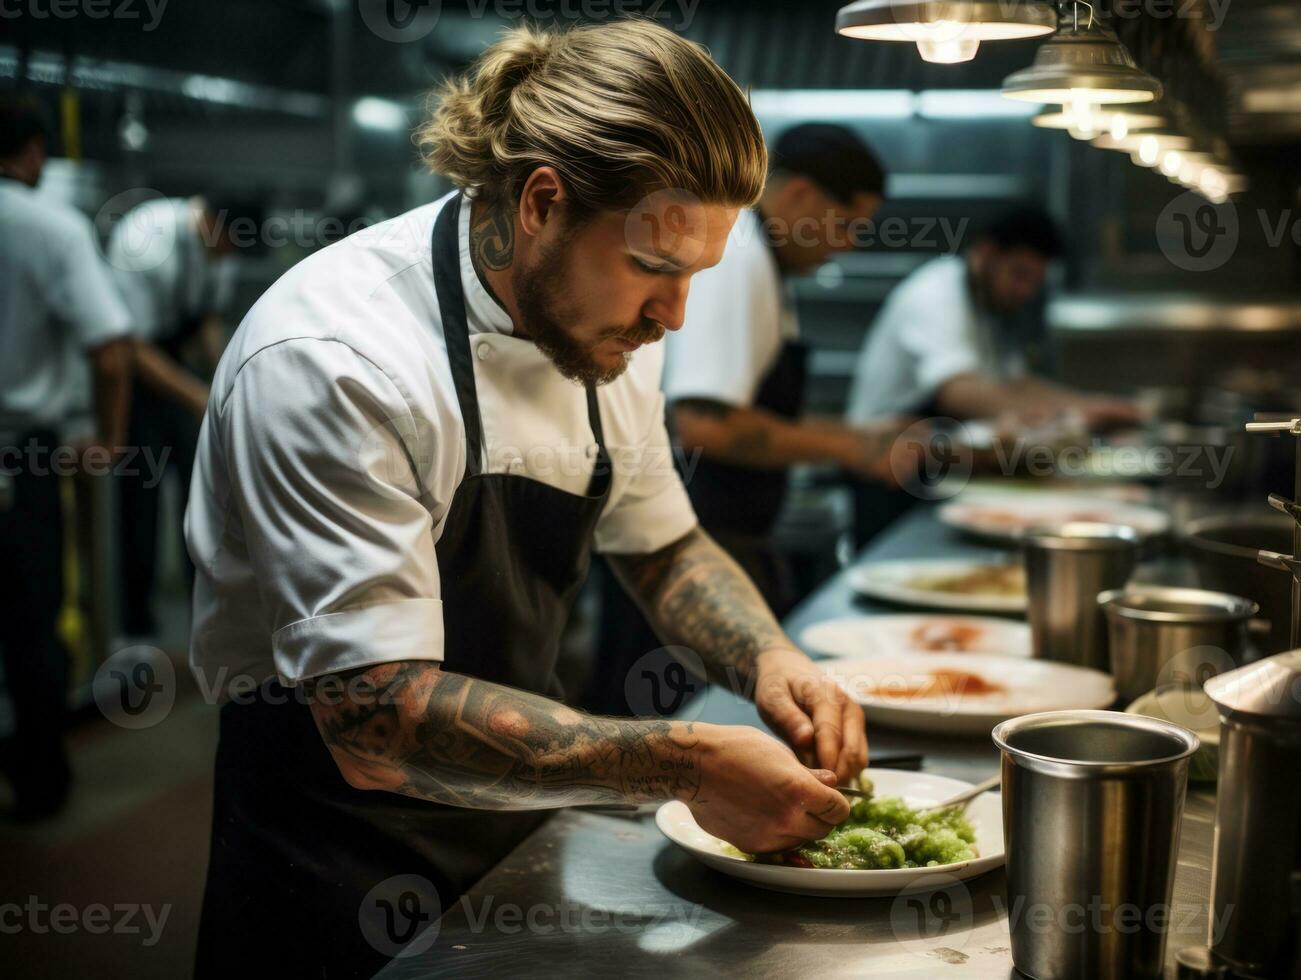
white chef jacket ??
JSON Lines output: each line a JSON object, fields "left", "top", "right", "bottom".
{"left": 0, "top": 176, "right": 131, "bottom": 434}
{"left": 186, "top": 192, "right": 698, "bottom": 690}
{"left": 663, "top": 209, "right": 797, "bottom": 408}
{"left": 845, "top": 254, "right": 1025, "bottom": 422}
{"left": 107, "top": 197, "right": 238, "bottom": 343}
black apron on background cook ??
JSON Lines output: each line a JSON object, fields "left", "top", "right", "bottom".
{"left": 194, "top": 195, "right": 613, "bottom": 979}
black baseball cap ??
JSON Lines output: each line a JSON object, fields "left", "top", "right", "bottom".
{"left": 769, "top": 122, "right": 886, "bottom": 204}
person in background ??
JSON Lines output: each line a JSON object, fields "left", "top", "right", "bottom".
{"left": 581, "top": 123, "right": 905, "bottom": 715}
{"left": 0, "top": 96, "right": 133, "bottom": 819}
{"left": 107, "top": 194, "right": 254, "bottom": 640}
{"left": 846, "top": 204, "right": 1140, "bottom": 429}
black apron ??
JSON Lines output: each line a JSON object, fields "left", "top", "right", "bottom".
{"left": 194, "top": 195, "right": 613, "bottom": 979}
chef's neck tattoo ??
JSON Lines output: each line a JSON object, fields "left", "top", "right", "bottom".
{"left": 305, "top": 662, "right": 703, "bottom": 809}
{"left": 609, "top": 526, "right": 789, "bottom": 691}
{"left": 470, "top": 198, "right": 515, "bottom": 280}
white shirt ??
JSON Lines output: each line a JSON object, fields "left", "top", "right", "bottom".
{"left": 663, "top": 209, "right": 795, "bottom": 408}
{"left": 0, "top": 177, "right": 131, "bottom": 433}
{"left": 107, "top": 197, "right": 237, "bottom": 342}
{"left": 186, "top": 193, "right": 698, "bottom": 690}
{"left": 846, "top": 255, "right": 1025, "bottom": 422}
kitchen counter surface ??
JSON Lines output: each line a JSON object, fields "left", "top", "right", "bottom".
{"left": 375, "top": 505, "right": 1215, "bottom": 979}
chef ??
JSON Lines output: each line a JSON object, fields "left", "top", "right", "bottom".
{"left": 186, "top": 22, "right": 866, "bottom": 979}
{"left": 107, "top": 193, "right": 249, "bottom": 640}
{"left": 847, "top": 204, "right": 1140, "bottom": 428}
{"left": 0, "top": 96, "right": 132, "bottom": 819}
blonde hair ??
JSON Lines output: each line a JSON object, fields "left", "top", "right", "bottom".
{"left": 418, "top": 20, "right": 766, "bottom": 215}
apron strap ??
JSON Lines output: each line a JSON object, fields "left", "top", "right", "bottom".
{"left": 432, "top": 193, "right": 612, "bottom": 494}
{"left": 432, "top": 195, "right": 486, "bottom": 478}
{"left": 583, "top": 384, "right": 611, "bottom": 498}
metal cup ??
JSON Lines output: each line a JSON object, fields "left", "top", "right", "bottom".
{"left": 993, "top": 710, "right": 1200, "bottom": 980}
{"left": 1097, "top": 585, "right": 1257, "bottom": 705}
{"left": 1024, "top": 522, "right": 1141, "bottom": 671}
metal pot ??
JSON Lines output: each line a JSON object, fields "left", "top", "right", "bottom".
{"left": 1204, "top": 650, "right": 1301, "bottom": 980}
{"left": 1181, "top": 512, "right": 1293, "bottom": 654}
{"left": 993, "top": 709, "right": 1199, "bottom": 980}
{"left": 1097, "top": 586, "right": 1257, "bottom": 704}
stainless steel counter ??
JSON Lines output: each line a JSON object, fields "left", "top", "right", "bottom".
{"left": 374, "top": 506, "right": 1216, "bottom": 980}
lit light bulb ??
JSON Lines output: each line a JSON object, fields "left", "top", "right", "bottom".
{"left": 915, "top": 23, "right": 979, "bottom": 63}
{"left": 1109, "top": 115, "right": 1129, "bottom": 141}
{"left": 1159, "top": 150, "right": 1183, "bottom": 177}
{"left": 1137, "top": 135, "right": 1160, "bottom": 166}
{"left": 1068, "top": 91, "right": 1093, "bottom": 122}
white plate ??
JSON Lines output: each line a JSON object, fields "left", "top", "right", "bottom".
{"left": 655, "top": 768, "right": 1004, "bottom": 897}
{"left": 847, "top": 558, "right": 1027, "bottom": 614}
{"left": 823, "top": 652, "right": 1116, "bottom": 735}
{"left": 801, "top": 614, "right": 1031, "bottom": 659}
{"left": 938, "top": 491, "right": 1169, "bottom": 543}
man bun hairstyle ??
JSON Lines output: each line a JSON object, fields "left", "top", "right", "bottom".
{"left": 418, "top": 20, "right": 767, "bottom": 216}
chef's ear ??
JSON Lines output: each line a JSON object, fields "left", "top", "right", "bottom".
{"left": 517, "top": 166, "right": 566, "bottom": 237}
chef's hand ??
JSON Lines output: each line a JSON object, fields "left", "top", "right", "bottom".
{"left": 841, "top": 417, "right": 926, "bottom": 489}
{"left": 752, "top": 647, "right": 868, "bottom": 785}
{"left": 686, "top": 723, "right": 850, "bottom": 854}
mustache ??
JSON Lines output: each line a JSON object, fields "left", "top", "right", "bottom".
{"left": 609, "top": 320, "right": 666, "bottom": 346}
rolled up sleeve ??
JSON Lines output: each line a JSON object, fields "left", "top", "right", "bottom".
{"left": 219, "top": 339, "right": 444, "bottom": 683}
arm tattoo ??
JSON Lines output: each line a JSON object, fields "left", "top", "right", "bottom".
{"left": 609, "top": 527, "right": 789, "bottom": 688}
{"left": 305, "top": 663, "right": 703, "bottom": 810}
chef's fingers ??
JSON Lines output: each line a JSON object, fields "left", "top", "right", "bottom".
{"left": 807, "top": 690, "right": 845, "bottom": 776}
{"left": 803, "top": 781, "right": 851, "bottom": 827}
{"left": 761, "top": 682, "right": 815, "bottom": 750}
{"left": 809, "top": 768, "right": 838, "bottom": 788}
{"left": 837, "top": 698, "right": 869, "bottom": 782}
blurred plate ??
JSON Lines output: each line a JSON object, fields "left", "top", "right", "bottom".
{"left": 823, "top": 652, "right": 1116, "bottom": 736}
{"left": 1126, "top": 686, "right": 1220, "bottom": 783}
{"left": 655, "top": 768, "right": 1004, "bottom": 897}
{"left": 847, "top": 558, "right": 1027, "bottom": 614}
{"left": 801, "top": 614, "right": 1031, "bottom": 659}
{"left": 938, "top": 491, "right": 1169, "bottom": 543}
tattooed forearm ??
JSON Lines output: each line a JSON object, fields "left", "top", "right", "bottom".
{"left": 609, "top": 527, "right": 789, "bottom": 686}
{"left": 305, "top": 663, "right": 703, "bottom": 810}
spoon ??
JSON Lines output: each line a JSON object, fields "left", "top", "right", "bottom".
{"left": 836, "top": 773, "right": 1001, "bottom": 812}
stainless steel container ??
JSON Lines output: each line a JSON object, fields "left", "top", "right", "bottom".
{"left": 993, "top": 710, "right": 1199, "bottom": 980}
{"left": 1182, "top": 512, "right": 1295, "bottom": 654}
{"left": 1098, "top": 586, "right": 1257, "bottom": 704}
{"left": 1024, "top": 523, "right": 1140, "bottom": 671}
{"left": 1203, "top": 650, "right": 1301, "bottom": 979}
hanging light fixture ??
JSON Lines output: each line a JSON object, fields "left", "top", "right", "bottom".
{"left": 1033, "top": 105, "right": 1163, "bottom": 141}
{"left": 1002, "top": 1, "right": 1162, "bottom": 105}
{"left": 835, "top": 0, "right": 1056, "bottom": 64}
{"left": 1092, "top": 128, "right": 1191, "bottom": 167}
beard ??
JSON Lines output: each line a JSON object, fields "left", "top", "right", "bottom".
{"left": 514, "top": 237, "right": 665, "bottom": 386}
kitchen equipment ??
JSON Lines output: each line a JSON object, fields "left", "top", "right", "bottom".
{"left": 1098, "top": 585, "right": 1257, "bottom": 703}
{"left": 1202, "top": 650, "right": 1301, "bottom": 979}
{"left": 655, "top": 768, "right": 1005, "bottom": 898}
{"left": 993, "top": 709, "right": 1199, "bottom": 980}
{"left": 1243, "top": 417, "right": 1301, "bottom": 650}
{"left": 1182, "top": 511, "right": 1295, "bottom": 654}
{"left": 1024, "top": 522, "right": 1140, "bottom": 670}
{"left": 917, "top": 772, "right": 1001, "bottom": 816}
